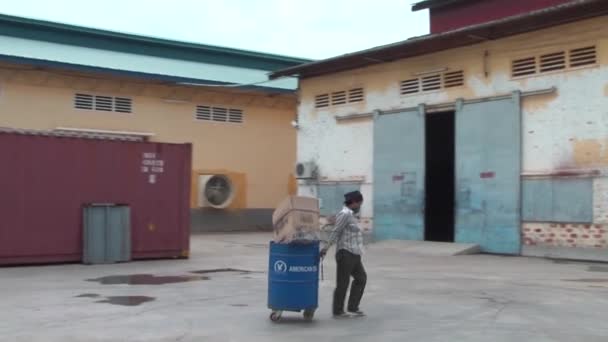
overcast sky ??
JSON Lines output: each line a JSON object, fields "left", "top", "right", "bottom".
{"left": 0, "top": 0, "right": 429, "bottom": 60}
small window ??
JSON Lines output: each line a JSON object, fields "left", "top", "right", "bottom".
{"left": 315, "top": 87, "right": 365, "bottom": 108}
{"left": 228, "top": 109, "right": 243, "bottom": 123}
{"left": 400, "top": 79, "right": 420, "bottom": 95}
{"left": 443, "top": 70, "right": 464, "bottom": 88}
{"left": 348, "top": 88, "right": 365, "bottom": 103}
{"left": 196, "top": 106, "right": 212, "bottom": 121}
{"left": 421, "top": 74, "right": 441, "bottom": 92}
{"left": 511, "top": 45, "right": 596, "bottom": 78}
{"left": 195, "top": 105, "right": 243, "bottom": 124}
{"left": 95, "top": 96, "right": 113, "bottom": 112}
{"left": 315, "top": 94, "right": 330, "bottom": 108}
{"left": 400, "top": 69, "right": 464, "bottom": 95}
{"left": 74, "top": 93, "right": 132, "bottom": 113}
{"left": 75, "top": 93, "right": 93, "bottom": 110}
{"left": 569, "top": 46, "right": 596, "bottom": 68}
{"left": 212, "top": 107, "right": 228, "bottom": 122}
{"left": 512, "top": 57, "right": 537, "bottom": 77}
{"left": 114, "top": 97, "right": 132, "bottom": 113}
{"left": 539, "top": 51, "right": 566, "bottom": 73}
{"left": 331, "top": 91, "right": 347, "bottom": 106}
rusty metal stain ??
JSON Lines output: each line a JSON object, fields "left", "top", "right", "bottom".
{"left": 521, "top": 91, "right": 558, "bottom": 112}
{"left": 572, "top": 139, "right": 607, "bottom": 166}
{"left": 400, "top": 172, "right": 417, "bottom": 198}
{"left": 480, "top": 171, "right": 496, "bottom": 179}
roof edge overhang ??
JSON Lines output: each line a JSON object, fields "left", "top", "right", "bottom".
{"left": 270, "top": 0, "right": 608, "bottom": 80}
{"left": 0, "top": 54, "right": 296, "bottom": 94}
{"left": 0, "top": 13, "right": 312, "bottom": 71}
{"left": 412, "top": 0, "right": 473, "bottom": 11}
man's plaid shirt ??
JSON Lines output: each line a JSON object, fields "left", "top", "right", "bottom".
{"left": 325, "top": 206, "right": 364, "bottom": 255}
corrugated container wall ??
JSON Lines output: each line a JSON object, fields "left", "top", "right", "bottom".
{"left": 0, "top": 131, "right": 192, "bottom": 265}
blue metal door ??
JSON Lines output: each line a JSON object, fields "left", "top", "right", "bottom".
{"left": 373, "top": 107, "right": 425, "bottom": 240}
{"left": 455, "top": 93, "right": 521, "bottom": 254}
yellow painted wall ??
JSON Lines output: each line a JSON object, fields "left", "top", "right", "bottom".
{"left": 0, "top": 67, "right": 297, "bottom": 209}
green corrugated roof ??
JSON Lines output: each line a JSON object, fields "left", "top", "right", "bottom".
{"left": 0, "top": 13, "right": 311, "bottom": 91}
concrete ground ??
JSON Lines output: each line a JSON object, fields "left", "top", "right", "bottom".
{"left": 2, "top": 234, "right": 608, "bottom": 342}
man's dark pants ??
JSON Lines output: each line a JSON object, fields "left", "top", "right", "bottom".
{"left": 333, "top": 249, "right": 367, "bottom": 314}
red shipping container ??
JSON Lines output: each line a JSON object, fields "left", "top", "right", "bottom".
{"left": 0, "top": 129, "right": 192, "bottom": 265}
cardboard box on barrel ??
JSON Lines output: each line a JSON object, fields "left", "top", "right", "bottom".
{"left": 272, "top": 196, "right": 320, "bottom": 243}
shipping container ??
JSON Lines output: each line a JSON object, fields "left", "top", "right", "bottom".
{"left": 0, "top": 129, "right": 192, "bottom": 265}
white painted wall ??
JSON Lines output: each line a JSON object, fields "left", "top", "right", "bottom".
{"left": 296, "top": 18, "right": 608, "bottom": 229}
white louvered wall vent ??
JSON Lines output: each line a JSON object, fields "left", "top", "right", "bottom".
{"left": 400, "top": 70, "right": 464, "bottom": 95}
{"left": 315, "top": 87, "right": 365, "bottom": 109}
{"left": 196, "top": 105, "right": 243, "bottom": 124}
{"left": 74, "top": 93, "right": 133, "bottom": 113}
{"left": 511, "top": 45, "right": 597, "bottom": 78}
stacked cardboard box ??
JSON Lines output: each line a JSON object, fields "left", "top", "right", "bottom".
{"left": 272, "top": 196, "right": 320, "bottom": 243}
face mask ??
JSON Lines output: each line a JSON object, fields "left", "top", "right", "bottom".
{"left": 352, "top": 207, "right": 361, "bottom": 214}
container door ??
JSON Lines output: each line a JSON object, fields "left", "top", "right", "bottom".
{"left": 454, "top": 93, "right": 521, "bottom": 254}
{"left": 373, "top": 107, "right": 425, "bottom": 240}
{"left": 106, "top": 206, "right": 131, "bottom": 263}
{"left": 83, "top": 205, "right": 131, "bottom": 264}
{"left": 83, "top": 206, "right": 107, "bottom": 264}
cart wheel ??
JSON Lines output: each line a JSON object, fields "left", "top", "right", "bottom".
{"left": 270, "top": 311, "right": 282, "bottom": 322}
{"left": 303, "top": 309, "right": 315, "bottom": 321}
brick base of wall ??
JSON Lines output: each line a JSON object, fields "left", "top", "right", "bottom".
{"left": 522, "top": 222, "right": 608, "bottom": 248}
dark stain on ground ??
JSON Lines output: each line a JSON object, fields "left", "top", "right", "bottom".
{"left": 588, "top": 265, "right": 608, "bottom": 273}
{"left": 563, "top": 278, "right": 608, "bottom": 283}
{"left": 553, "top": 259, "right": 608, "bottom": 266}
{"left": 96, "top": 296, "right": 156, "bottom": 306}
{"left": 230, "top": 304, "right": 248, "bottom": 307}
{"left": 75, "top": 293, "right": 101, "bottom": 298}
{"left": 87, "top": 274, "right": 209, "bottom": 285}
{"left": 190, "top": 268, "right": 257, "bottom": 275}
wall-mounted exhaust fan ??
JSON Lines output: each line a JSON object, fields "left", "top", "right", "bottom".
{"left": 198, "top": 174, "right": 235, "bottom": 209}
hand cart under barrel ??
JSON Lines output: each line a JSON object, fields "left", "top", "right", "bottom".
{"left": 267, "top": 241, "right": 321, "bottom": 322}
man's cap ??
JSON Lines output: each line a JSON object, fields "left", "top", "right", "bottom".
{"left": 344, "top": 190, "right": 364, "bottom": 202}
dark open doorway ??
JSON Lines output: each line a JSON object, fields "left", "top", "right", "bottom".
{"left": 425, "top": 111, "right": 455, "bottom": 242}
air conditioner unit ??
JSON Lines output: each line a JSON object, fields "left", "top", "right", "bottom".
{"left": 197, "top": 174, "right": 235, "bottom": 209}
{"left": 295, "top": 162, "right": 317, "bottom": 179}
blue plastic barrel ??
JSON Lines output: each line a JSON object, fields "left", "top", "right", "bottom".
{"left": 268, "top": 241, "right": 319, "bottom": 312}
